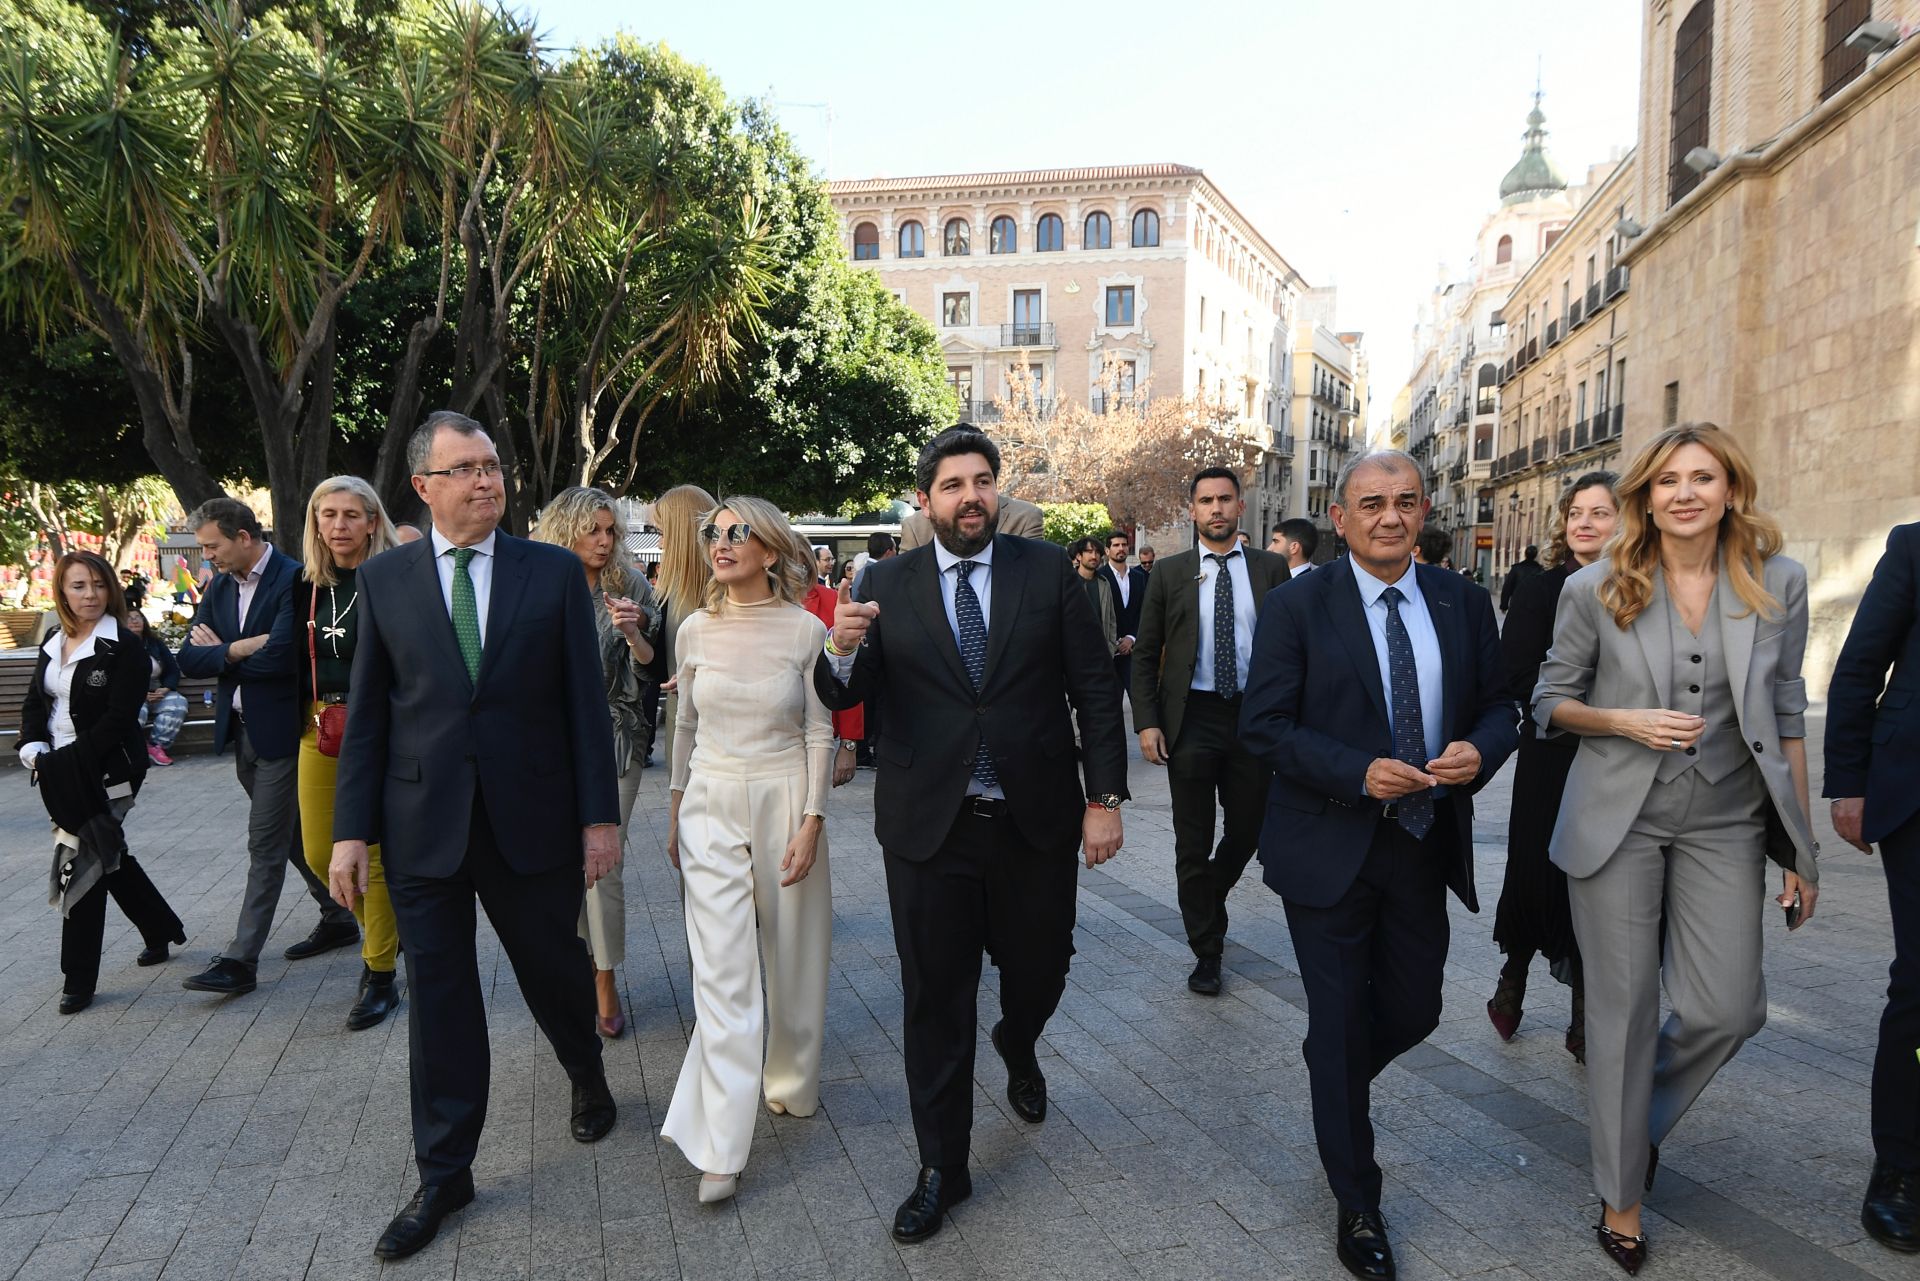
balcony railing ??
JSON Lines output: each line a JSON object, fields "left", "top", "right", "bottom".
{"left": 1524, "top": 337, "right": 1538, "bottom": 364}
{"left": 957, "top": 399, "right": 1055, "bottom": 423}
{"left": 1586, "top": 282, "right": 1603, "bottom": 315}
{"left": 1575, "top": 417, "right": 1590, "bottom": 448}
{"left": 1604, "top": 265, "right": 1630, "bottom": 301}
{"left": 1089, "top": 391, "right": 1142, "bottom": 415}
{"left": 1546, "top": 320, "right": 1561, "bottom": 349}
{"left": 1557, "top": 427, "right": 1571, "bottom": 455}
{"left": 1611, "top": 403, "right": 1624, "bottom": 436}
{"left": 1569, "top": 299, "right": 1584, "bottom": 328}
{"left": 1000, "top": 322, "right": 1056, "bottom": 347}
{"left": 1531, "top": 438, "right": 1547, "bottom": 464}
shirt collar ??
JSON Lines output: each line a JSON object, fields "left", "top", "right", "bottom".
{"left": 236, "top": 542, "right": 272, "bottom": 583}
{"left": 47, "top": 613, "right": 119, "bottom": 665}
{"left": 932, "top": 537, "right": 994, "bottom": 576}
{"left": 1351, "top": 556, "right": 1419, "bottom": 609}
{"left": 1198, "top": 543, "right": 1244, "bottom": 566}
{"left": 431, "top": 527, "right": 498, "bottom": 560}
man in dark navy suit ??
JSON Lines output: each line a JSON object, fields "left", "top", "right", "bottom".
{"left": 332, "top": 412, "right": 621, "bottom": 1260}
{"left": 1099, "top": 529, "right": 1147, "bottom": 705}
{"left": 1826, "top": 520, "right": 1920, "bottom": 1253}
{"left": 177, "top": 498, "right": 359, "bottom": 997}
{"left": 1240, "top": 450, "right": 1516, "bottom": 1280}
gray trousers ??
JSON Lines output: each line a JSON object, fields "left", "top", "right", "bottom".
{"left": 579, "top": 761, "right": 643, "bottom": 970}
{"left": 1567, "top": 761, "right": 1769, "bottom": 1209}
{"left": 223, "top": 720, "right": 354, "bottom": 966}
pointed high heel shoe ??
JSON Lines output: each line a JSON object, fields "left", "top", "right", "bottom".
{"left": 1594, "top": 1221, "right": 1647, "bottom": 1274}
{"left": 1486, "top": 962, "right": 1526, "bottom": 1041}
{"left": 697, "top": 1173, "right": 739, "bottom": 1204}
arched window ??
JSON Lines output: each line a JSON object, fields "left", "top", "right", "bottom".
{"left": 1669, "top": 0, "right": 1714, "bottom": 206}
{"left": 1495, "top": 235, "right": 1513, "bottom": 265}
{"left": 1131, "top": 208, "right": 1159, "bottom": 247}
{"left": 897, "top": 220, "right": 925, "bottom": 258}
{"left": 1823, "top": 0, "right": 1872, "bottom": 99}
{"left": 1083, "top": 211, "right": 1111, "bottom": 249}
{"left": 1035, "top": 213, "right": 1063, "bottom": 252}
{"left": 990, "top": 215, "right": 1017, "bottom": 254}
{"left": 852, "top": 222, "right": 879, "bottom": 261}
{"left": 943, "top": 218, "right": 970, "bottom": 256}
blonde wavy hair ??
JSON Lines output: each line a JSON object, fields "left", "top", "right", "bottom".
{"left": 651, "top": 483, "right": 717, "bottom": 614}
{"left": 1598, "top": 423, "right": 1782, "bottom": 630}
{"left": 303, "top": 476, "right": 400, "bottom": 587}
{"left": 534, "top": 487, "right": 639, "bottom": 599}
{"left": 700, "top": 495, "right": 811, "bottom": 613}
{"left": 1543, "top": 469, "right": 1619, "bottom": 569}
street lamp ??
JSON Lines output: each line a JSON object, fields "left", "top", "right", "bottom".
{"left": 1846, "top": 20, "right": 1901, "bottom": 55}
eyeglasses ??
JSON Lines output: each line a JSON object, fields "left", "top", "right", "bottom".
{"left": 418, "top": 462, "right": 503, "bottom": 481}
{"left": 701, "top": 523, "right": 755, "bottom": 546}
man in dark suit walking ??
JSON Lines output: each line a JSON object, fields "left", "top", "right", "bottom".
{"left": 1240, "top": 450, "right": 1516, "bottom": 1280}
{"left": 1826, "top": 520, "right": 1920, "bottom": 1253}
{"left": 819, "top": 427, "right": 1127, "bottom": 1244}
{"left": 1132, "top": 469, "right": 1289, "bottom": 996}
{"left": 1100, "top": 529, "right": 1147, "bottom": 705}
{"left": 178, "top": 498, "right": 360, "bottom": 996}
{"left": 331, "top": 412, "right": 622, "bottom": 1260}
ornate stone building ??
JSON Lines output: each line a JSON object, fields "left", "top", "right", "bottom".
{"left": 826, "top": 165, "right": 1308, "bottom": 537}
{"left": 1618, "top": 0, "right": 1920, "bottom": 686}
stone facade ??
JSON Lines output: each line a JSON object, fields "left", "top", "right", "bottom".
{"left": 1620, "top": 0, "right": 1920, "bottom": 691}
{"left": 826, "top": 165, "right": 1307, "bottom": 540}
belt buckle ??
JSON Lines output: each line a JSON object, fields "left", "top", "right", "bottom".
{"left": 1381, "top": 801, "right": 1398, "bottom": 820}
{"left": 969, "top": 795, "right": 1000, "bottom": 818}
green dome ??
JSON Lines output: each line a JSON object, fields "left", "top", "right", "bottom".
{"left": 1499, "top": 94, "right": 1568, "bottom": 205}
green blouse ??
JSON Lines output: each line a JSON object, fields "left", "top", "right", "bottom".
{"left": 306, "top": 567, "right": 362, "bottom": 697}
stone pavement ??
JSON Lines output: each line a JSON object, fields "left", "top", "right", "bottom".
{"left": 0, "top": 710, "right": 1911, "bottom": 1281}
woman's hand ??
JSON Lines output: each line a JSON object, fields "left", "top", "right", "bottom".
{"left": 665, "top": 820, "right": 680, "bottom": 869}
{"left": 832, "top": 745, "right": 856, "bottom": 788}
{"left": 1778, "top": 870, "right": 1818, "bottom": 926}
{"left": 145, "top": 689, "right": 165, "bottom": 703}
{"left": 780, "top": 816, "right": 823, "bottom": 887}
{"left": 605, "top": 593, "right": 644, "bottom": 640}
{"left": 1611, "top": 707, "right": 1705, "bottom": 752}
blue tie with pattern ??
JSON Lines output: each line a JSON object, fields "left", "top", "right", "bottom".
{"left": 1380, "top": 585, "right": 1434, "bottom": 839}
{"left": 953, "top": 560, "right": 998, "bottom": 790}
{"left": 1208, "top": 553, "right": 1239, "bottom": 698}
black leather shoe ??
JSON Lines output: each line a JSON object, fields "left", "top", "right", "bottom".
{"left": 1863, "top": 1161, "right": 1920, "bottom": 1253}
{"left": 891, "top": 1166, "right": 971, "bottom": 1243}
{"left": 181, "top": 958, "right": 257, "bottom": 995}
{"left": 374, "top": 1172, "right": 474, "bottom": 1260}
{"left": 1188, "top": 955, "right": 1223, "bottom": 996}
{"left": 346, "top": 967, "right": 399, "bottom": 1031}
{"left": 1594, "top": 1221, "right": 1647, "bottom": 1275}
{"left": 570, "top": 1073, "right": 616, "bottom": 1143}
{"left": 1336, "top": 1208, "right": 1395, "bottom": 1280}
{"left": 58, "top": 992, "right": 92, "bottom": 1015}
{"left": 136, "top": 945, "right": 169, "bottom": 967}
{"left": 990, "top": 1021, "right": 1046, "bottom": 1123}
{"left": 283, "top": 919, "right": 359, "bottom": 961}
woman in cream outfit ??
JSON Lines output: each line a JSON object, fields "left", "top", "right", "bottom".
{"left": 1533, "top": 423, "right": 1818, "bottom": 1275}
{"left": 663, "top": 495, "right": 833, "bottom": 1203}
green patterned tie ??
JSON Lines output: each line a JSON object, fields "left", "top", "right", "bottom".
{"left": 451, "top": 546, "right": 482, "bottom": 683}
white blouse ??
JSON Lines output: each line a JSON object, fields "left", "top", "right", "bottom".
{"left": 18, "top": 616, "right": 120, "bottom": 767}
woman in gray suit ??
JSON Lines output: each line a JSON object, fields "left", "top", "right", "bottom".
{"left": 1533, "top": 423, "right": 1818, "bottom": 1275}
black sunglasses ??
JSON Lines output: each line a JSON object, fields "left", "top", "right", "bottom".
{"left": 700, "top": 522, "right": 755, "bottom": 546}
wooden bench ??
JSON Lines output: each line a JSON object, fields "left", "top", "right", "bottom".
{"left": 0, "top": 611, "right": 47, "bottom": 649}
{"left": 0, "top": 650, "right": 221, "bottom": 764}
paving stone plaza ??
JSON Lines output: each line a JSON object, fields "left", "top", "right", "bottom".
{"left": 0, "top": 713, "right": 1909, "bottom": 1280}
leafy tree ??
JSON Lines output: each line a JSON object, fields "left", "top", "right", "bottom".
{"left": 1038, "top": 502, "right": 1113, "bottom": 547}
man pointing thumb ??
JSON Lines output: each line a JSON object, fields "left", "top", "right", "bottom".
{"left": 831, "top": 572, "right": 879, "bottom": 653}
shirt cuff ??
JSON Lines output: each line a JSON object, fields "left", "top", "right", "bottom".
{"left": 825, "top": 646, "right": 857, "bottom": 684}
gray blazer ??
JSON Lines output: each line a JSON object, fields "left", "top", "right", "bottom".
{"left": 1532, "top": 555, "right": 1818, "bottom": 882}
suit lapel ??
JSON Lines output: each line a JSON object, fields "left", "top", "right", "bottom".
{"left": 1635, "top": 570, "right": 1675, "bottom": 708}
{"left": 1719, "top": 563, "right": 1755, "bottom": 733}
{"left": 407, "top": 538, "right": 469, "bottom": 682}
{"left": 981, "top": 535, "right": 1027, "bottom": 689}
{"left": 475, "top": 534, "right": 527, "bottom": 692}
{"left": 1418, "top": 563, "right": 1463, "bottom": 739}
{"left": 1327, "top": 558, "right": 1391, "bottom": 729}
{"left": 907, "top": 550, "right": 974, "bottom": 694}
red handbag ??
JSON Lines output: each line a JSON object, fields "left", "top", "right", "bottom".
{"left": 309, "top": 586, "right": 347, "bottom": 757}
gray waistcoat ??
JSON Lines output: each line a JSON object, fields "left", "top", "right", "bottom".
{"left": 1655, "top": 578, "right": 1749, "bottom": 785}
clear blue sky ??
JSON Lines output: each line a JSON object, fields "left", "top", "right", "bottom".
{"left": 531, "top": 0, "right": 1644, "bottom": 424}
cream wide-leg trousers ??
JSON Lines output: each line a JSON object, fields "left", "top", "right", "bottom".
{"left": 661, "top": 766, "right": 831, "bottom": 1175}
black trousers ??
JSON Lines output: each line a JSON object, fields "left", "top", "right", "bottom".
{"left": 1113, "top": 654, "right": 1133, "bottom": 710}
{"left": 61, "top": 853, "right": 184, "bottom": 997}
{"left": 1282, "top": 812, "right": 1452, "bottom": 1211}
{"left": 1877, "top": 813, "right": 1920, "bottom": 1171}
{"left": 884, "top": 804, "right": 1078, "bottom": 1170}
{"left": 1168, "top": 691, "right": 1270, "bottom": 959}
{"left": 386, "top": 794, "right": 602, "bottom": 1186}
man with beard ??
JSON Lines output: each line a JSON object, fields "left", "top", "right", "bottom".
{"left": 817, "top": 427, "right": 1128, "bottom": 1244}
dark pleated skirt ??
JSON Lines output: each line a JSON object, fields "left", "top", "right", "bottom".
{"left": 1492, "top": 734, "right": 1580, "bottom": 968}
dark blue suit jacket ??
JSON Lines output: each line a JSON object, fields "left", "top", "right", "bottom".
{"left": 176, "top": 545, "right": 302, "bottom": 759}
{"left": 1101, "top": 563, "right": 1148, "bottom": 640}
{"left": 1238, "top": 555, "right": 1518, "bottom": 910}
{"left": 331, "top": 533, "right": 620, "bottom": 879}
{"left": 1825, "top": 521, "right": 1920, "bottom": 843}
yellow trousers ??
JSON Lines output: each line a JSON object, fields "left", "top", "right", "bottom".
{"left": 297, "top": 706, "right": 398, "bottom": 971}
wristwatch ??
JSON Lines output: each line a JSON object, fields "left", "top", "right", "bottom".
{"left": 1087, "top": 793, "right": 1123, "bottom": 811}
{"left": 839, "top": 738, "right": 860, "bottom": 751}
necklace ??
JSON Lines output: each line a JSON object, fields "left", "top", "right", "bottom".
{"left": 322, "top": 585, "right": 360, "bottom": 656}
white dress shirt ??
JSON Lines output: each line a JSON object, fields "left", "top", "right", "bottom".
{"left": 18, "top": 616, "right": 120, "bottom": 768}
{"left": 1191, "top": 545, "right": 1258, "bottom": 693}
{"left": 1106, "top": 561, "right": 1131, "bottom": 610}
{"left": 231, "top": 543, "right": 274, "bottom": 712}
{"left": 1289, "top": 561, "right": 1314, "bottom": 577}
{"left": 1350, "top": 557, "right": 1445, "bottom": 764}
{"left": 430, "top": 526, "right": 497, "bottom": 645}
